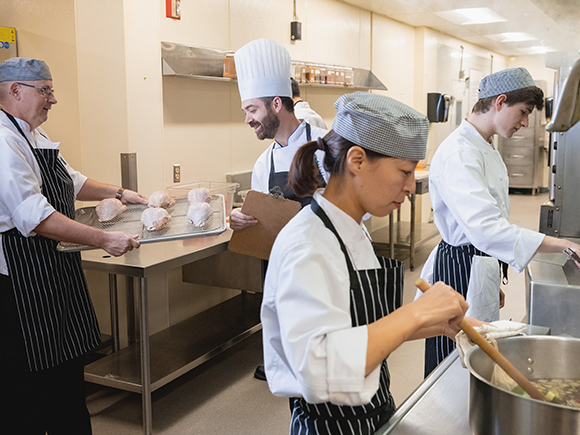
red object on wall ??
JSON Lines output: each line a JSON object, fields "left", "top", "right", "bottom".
{"left": 166, "top": 0, "right": 181, "bottom": 20}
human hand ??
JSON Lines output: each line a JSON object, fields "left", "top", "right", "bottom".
{"left": 121, "top": 189, "right": 148, "bottom": 205}
{"left": 229, "top": 208, "right": 258, "bottom": 230}
{"left": 564, "top": 243, "right": 580, "bottom": 268}
{"left": 414, "top": 280, "right": 468, "bottom": 338}
{"left": 101, "top": 231, "right": 140, "bottom": 256}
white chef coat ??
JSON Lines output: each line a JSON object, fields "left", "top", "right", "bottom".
{"left": 429, "top": 119, "right": 545, "bottom": 274}
{"left": 251, "top": 120, "right": 329, "bottom": 192}
{"left": 262, "top": 190, "right": 383, "bottom": 406}
{"left": 0, "top": 110, "right": 87, "bottom": 275}
{"left": 294, "top": 100, "right": 328, "bottom": 130}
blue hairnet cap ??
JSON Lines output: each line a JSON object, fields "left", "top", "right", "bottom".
{"left": 478, "top": 67, "right": 536, "bottom": 99}
{"left": 332, "top": 92, "right": 428, "bottom": 161}
{"left": 0, "top": 57, "right": 52, "bottom": 82}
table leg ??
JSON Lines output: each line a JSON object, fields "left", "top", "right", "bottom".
{"left": 137, "top": 277, "right": 153, "bottom": 435}
{"left": 108, "top": 273, "right": 120, "bottom": 352}
{"left": 389, "top": 212, "right": 394, "bottom": 259}
{"left": 410, "top": 193, "right": 416, "bottom": 271}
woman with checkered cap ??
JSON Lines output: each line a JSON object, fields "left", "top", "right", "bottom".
{"left": 261, "top": 92, "right": 468, "bottom": 434}
{"left": 423, "top": 67, "right": 580, "bottom": 377}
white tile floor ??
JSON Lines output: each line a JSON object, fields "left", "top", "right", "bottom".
{"left": 87, "top": 191, "right": 549, "bottom": 435}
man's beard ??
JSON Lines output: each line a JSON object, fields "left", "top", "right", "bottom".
{"left": 252, "top": 107, "right": 280, "bottom": 140}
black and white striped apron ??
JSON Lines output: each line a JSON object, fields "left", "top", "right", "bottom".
{"left": 424, "top": 240, "right": 505, "bottom": 377}
{"left": 1, "top": 111, "right": 100, "bottom": 372}
{"left": 268, "top": 122, "right": 326, "bottom": 208}
{"left": 288, "top": 199, "right": 404, "bottom": 435}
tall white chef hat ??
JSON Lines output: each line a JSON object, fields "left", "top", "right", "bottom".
{"left": 234, "top": 39, "right": 292, "bottom": 102}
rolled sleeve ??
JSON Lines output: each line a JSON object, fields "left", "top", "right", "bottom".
{"left": 12, "top": 193, "right": 55, "bottom": 236}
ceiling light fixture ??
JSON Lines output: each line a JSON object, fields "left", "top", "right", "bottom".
{"left": 435, "top": 8, "right": 507, "bottom": 25}
{"left": 485, "top": 32, "right": 538, "bottom": 43}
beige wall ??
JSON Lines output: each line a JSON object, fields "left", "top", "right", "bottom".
{"left": 1, "top": 0, "right": 539, "bottom": 337}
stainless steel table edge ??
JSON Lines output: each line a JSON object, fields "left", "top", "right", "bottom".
{"left": 375, "top": 352, "right": 459, "bottom": 435}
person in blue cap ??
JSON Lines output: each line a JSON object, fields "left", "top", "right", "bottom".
{"left": 0, "top": 57, "right": 148, "bottom": 433}
{"left": 261, "top": 91, "right": 469, "bottom": 435}
{"left": 423, "top": 67, "right": 580, "bottom": 377}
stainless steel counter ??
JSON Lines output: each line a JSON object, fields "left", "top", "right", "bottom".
{"left": 376, "top": 325, "right": 550, "bottom": 435}
{"left": 81, "top": 229, "right": 262, "bottom": 435}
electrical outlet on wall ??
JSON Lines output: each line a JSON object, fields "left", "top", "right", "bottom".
{"left": 166, "top": 0, "right": 181, "bottom": 20}
{"left": 173, "top": 164, "right": 181, "bottom": 183}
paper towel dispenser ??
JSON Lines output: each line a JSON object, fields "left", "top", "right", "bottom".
{"left": 427, "top": 93, "right": 451, "bottom": 123}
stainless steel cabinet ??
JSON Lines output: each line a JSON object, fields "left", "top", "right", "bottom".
{"left": 498, "top": 110, "right": 546, "bottom": 194}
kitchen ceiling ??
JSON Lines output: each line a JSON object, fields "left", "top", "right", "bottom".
{"left": 340, "top": 0, "right": 580, "bottom": 56}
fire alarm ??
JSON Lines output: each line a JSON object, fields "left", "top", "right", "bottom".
{"left": 166, "top": 0, "right": 181, "bottom": 20}
{"left": 291, "top": 21, "right": 302, "bottom": 41}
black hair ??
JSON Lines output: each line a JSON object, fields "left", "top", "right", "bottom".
{"left": 290, "top": 78, "right": 301, "bottom": 99}
{"left": 260, "top": 96, "right": 295, "bottom": 113}
{"left": 288, "top": 130, "right": 383, "bottom": 197}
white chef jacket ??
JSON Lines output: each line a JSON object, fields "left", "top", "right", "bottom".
{"left": 251, "top": 120, "right": 329, "bottom": 192}
{"left": 262, "top": 190, "right": 383, "bottom": 406}
{"left": 0, "top": 110, "right": 87, "bottom": 275}
{"left": 294, "top": 101, "right": 327, "bottom": 130}
{"left": 429, "top": 119, "right": 545, "bottom": 274}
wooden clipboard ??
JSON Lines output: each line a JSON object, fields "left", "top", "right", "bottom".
{"left": 228, "top": 190, "right": 301, "bottom": 260}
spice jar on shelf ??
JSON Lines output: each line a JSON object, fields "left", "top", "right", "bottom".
{"left": 304, "top": 64, "right": 315, "bottom": 83}
{"left": 314, "top": 65, "right": 324, "bottom": 84}
{"left": 223, "top": 53, "right": 236, "bottom": 79}
{"left": 344, "top": 67, "right": 354, "bottom": 87}
{"left": 326, "top": 66, "right": 335, "bottom": 85}
{"left": 293, "top": 61, "right": 306, "bottom": 83}
{"left": 335, "top": 67, "right": 345, "bottom": 86}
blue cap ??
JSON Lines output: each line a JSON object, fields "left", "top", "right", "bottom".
{"left": 332, "top": 92, "right": 428, "bottom": 161}
{"left": 0, "top": 57, "right": 52, "bottom": 82}
{"left": 478, "top": 67, "right": 536, "bottom": 99}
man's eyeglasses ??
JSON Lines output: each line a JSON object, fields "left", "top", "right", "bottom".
{"left": 17, "top": 82, "right": 55, "bottom": 98}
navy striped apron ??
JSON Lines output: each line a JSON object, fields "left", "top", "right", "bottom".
{"left": 1, "top": 111, "right": 100, "bottom": 372}
{"left": 423, "top": 240, "right": 503, "bottom": 377}
{"left": 268, "top": 122, "right": 326, "bottom": 208}
{"left": 288, "top": 199, "right": 403, "bottom": 435}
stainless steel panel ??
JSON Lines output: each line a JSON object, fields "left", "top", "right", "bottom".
{"left": 59, "top": 196, "right": 226, "bottom": 252}
{"left": 121, "top": 152, "right": 138, "bottom": 191}
{"left": 507, "top": 165, "right": 534, "bottom": 186}
{"left": 499, "top": 126, "right": 536, "bottom": 147}
{"left": 161, "top": 42, "right": 224, "bottom": 77}
{"left": 502, "top": 146, "right": 534, "bottom": 166}
{"left": 182, "top": 250, "right": 265, "bottom": 292}
{"left": 527, "top": 246, "right": 580, "bottom": 337}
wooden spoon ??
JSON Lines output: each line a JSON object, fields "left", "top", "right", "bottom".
{"left": 415, "top": 278, "right": 547, "bottom": 402}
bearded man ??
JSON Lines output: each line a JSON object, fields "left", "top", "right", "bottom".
{"left": 229, "top": 39, "right": 329, "bottom": 230}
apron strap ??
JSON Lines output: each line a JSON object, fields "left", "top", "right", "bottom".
{"left": 1, "top": 109, "right": 35, "bottom": 151}
{"left": 310, "top": 198, "right": 355, "bottom": 275}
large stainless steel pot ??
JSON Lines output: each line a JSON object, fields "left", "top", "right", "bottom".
{"left": 465, "top": 336, "right": 580, "bottom": 434}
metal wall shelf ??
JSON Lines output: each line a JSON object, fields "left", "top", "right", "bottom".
{"left": 161, "top": 41, "right": 387, "bottom": 91}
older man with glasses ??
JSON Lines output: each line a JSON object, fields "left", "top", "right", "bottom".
{"left": 0, "top": 57, "right": 148, "bottom": 434}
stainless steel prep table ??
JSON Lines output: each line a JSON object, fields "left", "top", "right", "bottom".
{"left": 376, "top": 325, "right": 550, "bottom": 435}
{"left": 80, "top": 229, "right": 262, "bottom": 435}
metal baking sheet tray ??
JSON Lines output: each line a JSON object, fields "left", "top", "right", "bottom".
{"left": 57, "top": 195, "right": 226, "bottom": 252}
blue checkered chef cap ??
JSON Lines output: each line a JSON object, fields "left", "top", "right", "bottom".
{"left": 0, "top": 57, "right": 52, "bottom": 82}
{"left": 478, "top": 67, "right": 536, "bottom": 99}
{"left": 332, "top": 92, "right": 429, "bottom": 161}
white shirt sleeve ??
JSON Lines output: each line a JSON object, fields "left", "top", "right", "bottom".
{"left": 433, "top": 147, "right": 544, "bottom": 272}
